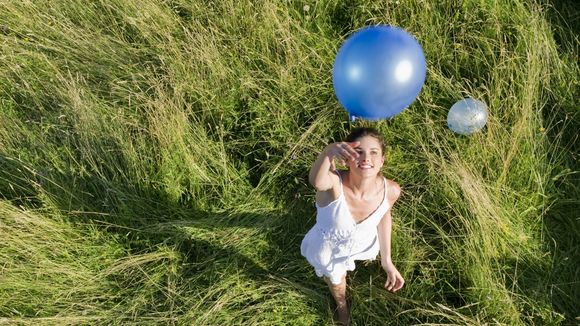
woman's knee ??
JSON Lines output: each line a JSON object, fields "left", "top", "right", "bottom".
{"left": 324, "top": 274, "right": 347, "bottom": 288}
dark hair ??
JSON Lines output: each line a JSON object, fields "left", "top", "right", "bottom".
{"left": 345, "top": 127, "right": 386, "bottom": 154}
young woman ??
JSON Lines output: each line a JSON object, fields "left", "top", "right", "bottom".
{"left": 301, "top": 127, "right": 404, "bottom": 325}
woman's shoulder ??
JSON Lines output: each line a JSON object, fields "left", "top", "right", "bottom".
{"left": 383, "top": 177, "right": 401, "bottom": 204}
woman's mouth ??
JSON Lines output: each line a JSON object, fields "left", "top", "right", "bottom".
{"left": 358, "top": 163, "right": 373, "bottom": 169}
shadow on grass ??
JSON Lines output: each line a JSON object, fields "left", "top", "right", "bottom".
{"left": 0, "top": 154, "right": 336, "bottom": 323}
{"left": 6, "top": 161, "right": 340, "bottom": 324}
{"left": 533, "top": 1, "right": 579, "bottom": 320}
{"left": 542, "top": 195, "right": 580, "bottom": 323}
{"left": 90, "top": 197, "right": 332, "bottom": 323}
{"left": 535, "top": 0, "right": 579, "bottom": 53}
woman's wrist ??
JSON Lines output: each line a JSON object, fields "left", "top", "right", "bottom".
{"left": 381, "top": 258, "right": 393, "bottom": 269}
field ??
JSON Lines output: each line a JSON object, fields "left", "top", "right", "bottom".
{"left": 0, "top": 0, "right": 578, "bottom": 325}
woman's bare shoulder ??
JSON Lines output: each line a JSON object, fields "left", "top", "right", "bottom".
{"left": 384, "top": 178, "right": 401, "bottom": 204}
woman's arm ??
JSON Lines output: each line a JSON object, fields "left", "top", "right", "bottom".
{"left": 308, "top": 142, "right": 359, "bottom": 206}
{"left": 308, "top": 141, "right": 359, "bottom": 191}
{"left": 377, "top": 181, "right": 404, "bottom": 292}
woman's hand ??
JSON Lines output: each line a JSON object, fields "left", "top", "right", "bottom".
{"left": 309, "top": 141, "right": 360, "bottom": 191}
{"left": 324, "top": 141, "right": 360, "bottom": 170}
{"left": 383, "top": 261, "right": 404, "bottom": 292}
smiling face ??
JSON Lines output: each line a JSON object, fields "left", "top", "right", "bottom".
{"left": 347, "top": 135, "right": 385, "bottom": 176}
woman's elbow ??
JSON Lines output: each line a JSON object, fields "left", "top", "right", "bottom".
{"left": 309, "top": 176, "right": 331, "bottom": 191}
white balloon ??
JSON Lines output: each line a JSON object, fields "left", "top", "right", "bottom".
{"left": 447, "top": 98, "right": 488, "bottom": 135}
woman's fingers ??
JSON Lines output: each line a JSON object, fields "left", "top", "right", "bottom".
{"left": 339, "top": 142, "right": 359, "bottom": 161}
{"left": 348, "top": 141, "right": 361, "bottom": 149}
{"left": 328, "top": 142, "right": 359, "bottom": 164}
{"left": 392, "top": 274, "right": 404, "bottom": 292}
{"left": 384, "top": 273, "right": 395, "bottom": 291}
{"left": 345, "top": 141, "right": 360, "bottom": 158}
{"left": 394, "top": 276, "right": 405, "bottom": 291}
{"left": 385, "top": 272, "right": 404, "bottom": 292}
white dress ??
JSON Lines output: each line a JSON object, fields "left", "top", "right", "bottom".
{"left": 300, "top": 171, "right": 391, "bottom": 285}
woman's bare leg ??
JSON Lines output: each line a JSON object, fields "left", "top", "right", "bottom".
{"left": 324, "top": 275, "right": 349, "bottom": 325}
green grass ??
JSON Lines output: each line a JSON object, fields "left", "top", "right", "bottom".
{"left": 0, "top": 0, "right": 578, "bottom": 325}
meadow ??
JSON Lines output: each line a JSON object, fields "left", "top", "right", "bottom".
{"left": 0, "top": 0, "right": 578, "bottom": 325}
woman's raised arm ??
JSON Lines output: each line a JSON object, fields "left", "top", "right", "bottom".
{"left": 308, "top": 141, "right": 360, "bottom": 191}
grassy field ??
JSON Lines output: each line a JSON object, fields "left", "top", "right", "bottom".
{"left": 0, "top": 0, "right": 578, "bottom": 325}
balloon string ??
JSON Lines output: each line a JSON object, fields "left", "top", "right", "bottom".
{"left": 349, "top": 114, "right": 356, "bottom": 129}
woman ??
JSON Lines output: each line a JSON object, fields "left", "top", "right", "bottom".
{"left": 301, "top": 127, "right": 404, "bottom": 325}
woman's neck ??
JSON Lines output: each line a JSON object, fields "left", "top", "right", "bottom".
{"left": 345, "top": 171, "right": 379, "bottom": 199}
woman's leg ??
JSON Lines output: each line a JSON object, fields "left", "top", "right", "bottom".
{"left": 324, "top": 274, "right": 349, "bottom": 325}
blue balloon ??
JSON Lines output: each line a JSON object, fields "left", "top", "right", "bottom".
{"left": 333, "top": 25, "right": 427, "bottom": 120}
{"left": 447, "top": 98, "right": 488, "bottom": 135}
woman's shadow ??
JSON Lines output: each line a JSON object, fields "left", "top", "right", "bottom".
{"left": 1, "top": 154, "right": 335, "bottom": 323}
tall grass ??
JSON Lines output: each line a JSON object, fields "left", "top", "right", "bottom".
{"left": 0, "top": 0, "right": 578, "bottom": 324}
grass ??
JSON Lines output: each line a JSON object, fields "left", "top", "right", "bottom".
{"left": 0, "top": 0, "right": 578, "bottom": 325}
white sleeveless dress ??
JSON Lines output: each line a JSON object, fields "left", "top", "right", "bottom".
{"left": 300, "top": 171, "right": 391, "bottom": 285}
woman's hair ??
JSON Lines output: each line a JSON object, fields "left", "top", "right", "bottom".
{"left": 345, "top": 127, "right": 386, "bottom": 154}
